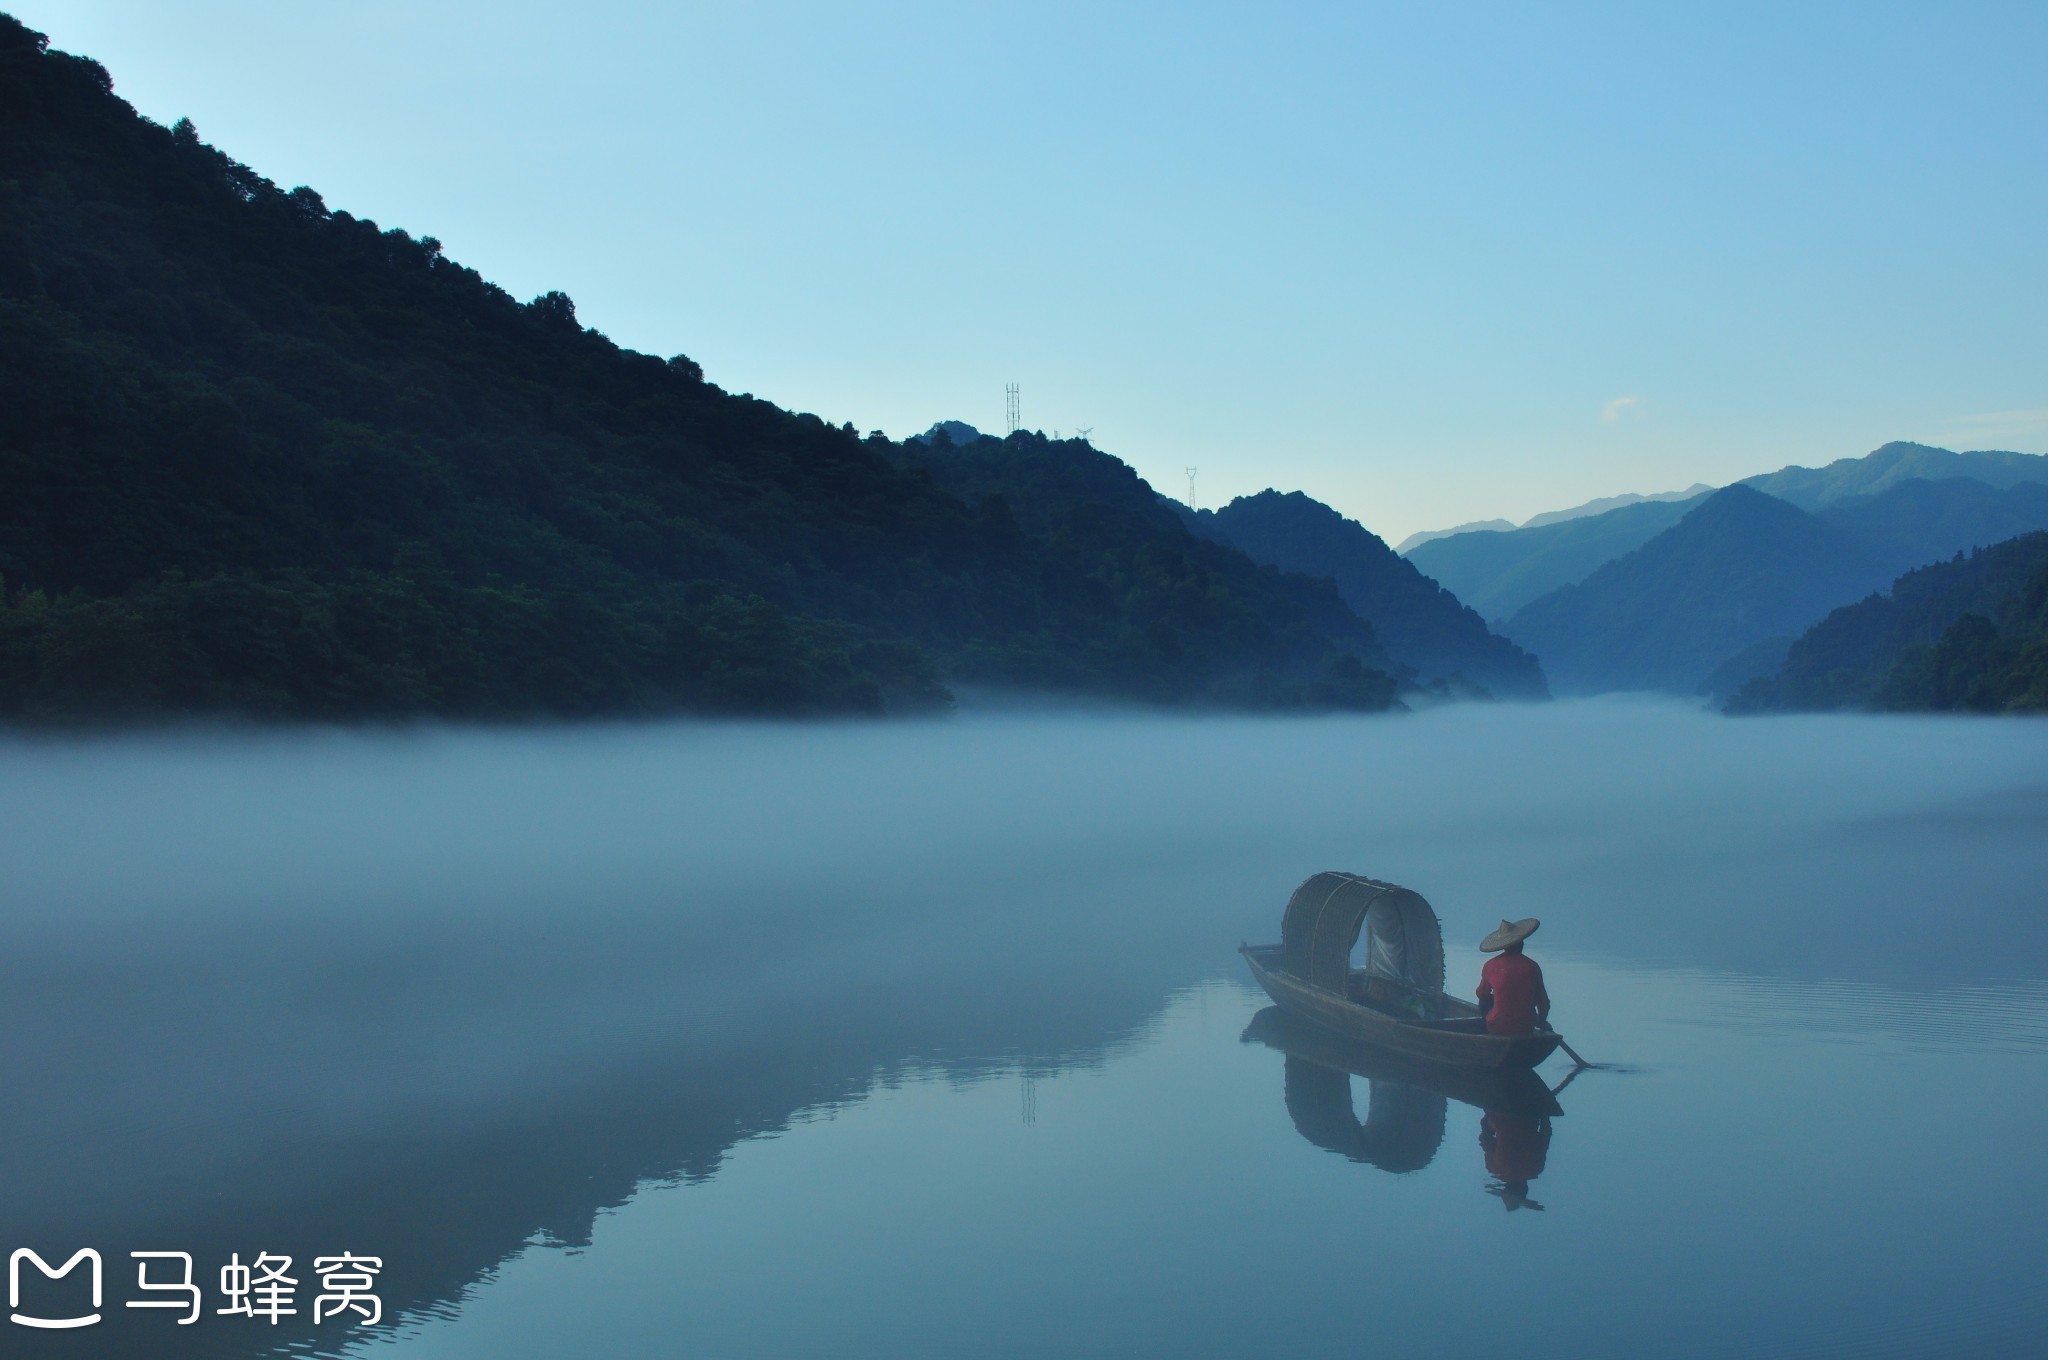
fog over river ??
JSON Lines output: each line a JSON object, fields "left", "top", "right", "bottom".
{"left": 1, "top": 702, "right": 2044, "bottom": 1359}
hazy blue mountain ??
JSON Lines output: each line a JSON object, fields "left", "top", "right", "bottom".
{"left": 1741, "top": 441, "right": 2048, "bottom": 510}
{"left": 1500, "top": 487, "right": 1893, "bottom": 695}
{"left": 1176, "top": 490, "right": 1548, "bottom": 698}
{"left": 1502, "top": 476, "right": 2048, "bottom": 696}
{"left": 1404, "top": 493, "right": 1709, "bottom": 622}
{"left": 1728, "top": 532, "right": 2048, "bottom": 714}
{"left": 1520, "top": 484, "right": 1715, "bottom": 530}
{"left": 1819, "top": 477, "right": 2048, "bottom": 570}
{"left": 1698, "top": 634, "right": 1798, "bottom": 701}
{"left": 1393, "top": 518, "right": 1516, "bottom": 554}
{"left": 1409, "top": 443, "right": 2048, "bottom": 632}
{"left": 1394, "top": 485, "right": 1711, "bottom": 554}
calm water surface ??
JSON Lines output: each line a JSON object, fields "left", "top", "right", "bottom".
{"left": 1, "top": 702, "right": 2044, "bottom": 1358}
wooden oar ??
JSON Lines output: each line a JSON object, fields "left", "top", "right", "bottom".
{"left": 1540, "top": 1022, "right": 1595, "bottom": 1070}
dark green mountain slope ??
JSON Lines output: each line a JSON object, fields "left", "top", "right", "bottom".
{"left": 893, "top": 433, "right": 1400, "bottom": 707}
{"left": 1500, "top": 486, "right": 1891, "bottom": 695}
{"left": 1878, "top": 567, "right": 2048, "bottom": 713}
{"left": 1743, "top": 441, "right": 2048, "bottom": 511}
{"left": 1173, "top": 490, "right": 1547, "bottom": 698}
{"left": 0, "top": 16, "right": 1396, "bottom": 721}
{"left": 1402, "top": 493, "right": 1706, "bottom": 622}
{"left": 1728, "top": 533, "right": 2048, "bottom": 714}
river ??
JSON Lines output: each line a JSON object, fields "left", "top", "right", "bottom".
{"left": 1, "top": 701, "right": 2043, "bottom": 1358}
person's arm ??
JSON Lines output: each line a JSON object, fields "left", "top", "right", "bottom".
{"left": 1535, "top": 967, "right": 1551, "bottom": 1025}
{"left": 1475, "top": 965, "right": 1494, "bottom": 1016}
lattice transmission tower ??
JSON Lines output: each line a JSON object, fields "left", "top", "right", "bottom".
{"left": 1004, "top": 383, "right": 1020, "bottom": 436}
{"left": 1186, "top": 467, "right": 1199, "bottom": 509}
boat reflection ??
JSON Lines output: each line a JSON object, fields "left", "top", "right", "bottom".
{"left": 1280, "top": 1045, "right": 1446, "bottom": 1172}
{"left": 1241, "top": 1006, "right": 1566, "bottom": 1204}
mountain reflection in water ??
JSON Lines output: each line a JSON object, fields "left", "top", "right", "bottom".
{"left": 0, "top": 704, "right": 2043, "bottom": 1358}
{"left": 0, "top": 861, "right": 1206, "bottom": 1360}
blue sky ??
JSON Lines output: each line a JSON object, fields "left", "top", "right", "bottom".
{"left": 22, "top": 1, "right": 2048, "bottom": 540}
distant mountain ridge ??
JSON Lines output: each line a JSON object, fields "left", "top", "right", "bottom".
{"left": 1394, "top": 518, "right": 1516, "bottom": 554}
{"left": 1499, "top": 477, "right": 2048, "bottom": 696}
{"left": 1520, "top": 484, "right": 1715, "bottom": 530}
{"left": 1405, "top": 493, "right": 1710, "bottom": 622}
{"left": 1739, "top": 441, "right": 2048, "bottom": 510}
{"left": 1175, "top": 491, "right": 1547, "bottom": 698}
{"left": 1402, "top": 442, "right": 2048, "bottom": 631}
{"left": 1395, "top": 484, "right": 1712, "bottom": 553}
{"left": 1500, "top": 486, "right": 1888, "bottom": 694}
{"left": 1821, "top": 477, "right": 2048, "bottom": 579}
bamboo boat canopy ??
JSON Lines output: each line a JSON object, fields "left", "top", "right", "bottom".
{"left": 1278, "top": 872, "right": 1446, "bottom": 996}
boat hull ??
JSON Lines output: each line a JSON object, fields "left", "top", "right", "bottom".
{"left": 1241, "top": 944, "right": 1561, "bottom": 1071}
{"left": 1240, "top": 1006, "right": 1564, "bottom": 1117}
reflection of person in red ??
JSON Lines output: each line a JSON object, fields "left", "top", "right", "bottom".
{"left": 1475, "top": 917, "right": 1549, "bottom": 1036}
{"left": 1480, "top": 1106, "right": 1551, "bottom": 1211}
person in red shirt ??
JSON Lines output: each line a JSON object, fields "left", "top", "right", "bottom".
{"left": 1475, "top": 917, "right": 1549, "bottom": 1036}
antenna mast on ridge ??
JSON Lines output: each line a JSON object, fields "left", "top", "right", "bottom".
{"left": 1186, "top": 467, "right": 1199, "bottom": 509}
{"left": 1005, "top": 383, "right": 1020, "bottom": 436}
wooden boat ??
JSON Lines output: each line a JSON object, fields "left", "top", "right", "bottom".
{"left": 1239, "top": 871, "right": 1563, "bottom": 1072}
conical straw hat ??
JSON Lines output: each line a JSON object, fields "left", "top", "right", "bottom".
{"left": 1479, "top": 918, "right": 1540, "bottom": 952}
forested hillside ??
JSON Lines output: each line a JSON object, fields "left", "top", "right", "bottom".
{"left": 895, "top": 432, "right": 1401, "bottom": 708}
{"left": 0, "top": 16, "right": 1399, "bottom": 721}
{"left": 1175, "top": 490, "right": 1547, "bottom": 698}
{"left": 1728, "top": 533, "right": 2048, "bottom": 714}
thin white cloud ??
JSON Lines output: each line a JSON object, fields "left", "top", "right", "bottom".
{"left": 1601, "top": 395, "right": 1639, "bottom": 424}
{"left": 1939, "top": 407, "right": 2048, "bottom": 446}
